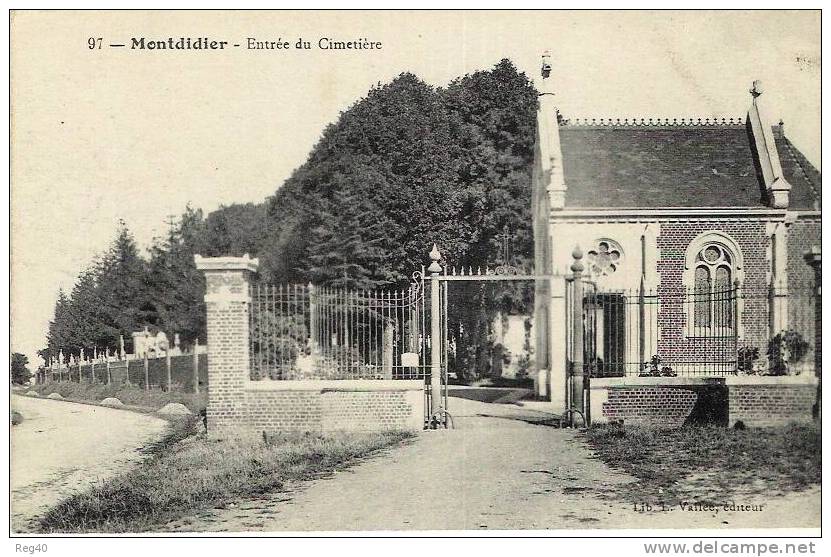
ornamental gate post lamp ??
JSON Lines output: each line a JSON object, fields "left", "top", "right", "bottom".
{"left": 428, "top": 244, "right": 444, "bottom": 425}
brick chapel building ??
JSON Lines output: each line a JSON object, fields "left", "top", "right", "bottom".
{"left": 532, "top": 58, "right": 821, "bottom": 413}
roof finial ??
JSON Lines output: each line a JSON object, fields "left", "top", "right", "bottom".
{"left": 750, "top": 79, "right": 763, "bottom": 99}
{"left": 541, "top": 50, "right": 552, "bottom": 79}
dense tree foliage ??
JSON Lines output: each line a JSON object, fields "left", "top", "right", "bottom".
{"left": 40, "top": 60, "right": 538, "bottom": 379}
{"left": 11, "top": 352, "right": 32, "bottom": 384}
{"left": 145, "top": 206, "right": 207, "bottom": 344}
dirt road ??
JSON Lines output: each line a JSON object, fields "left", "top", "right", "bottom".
{"left": 10, "top": 394, "right": 168, "bottom": 532}
{"left": 165, "top": 397, "right": 819, "bottom": 532}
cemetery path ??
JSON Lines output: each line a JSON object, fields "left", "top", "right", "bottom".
{"left": 167, "top": 396, "right": 820, "bottom": 532}
{"left": 166, "top": 398, "right": 641, "bottom": 531}
{"left": 10, "top": 394, "right": 168, "bottom": 533}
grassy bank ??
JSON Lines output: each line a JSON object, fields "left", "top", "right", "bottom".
{"left": 38, "top": 418, "right": 413, "bottom": 533}
{"left": 31, "top": 381, "right": 207, "bottom": 413}
{"left": 585, "top": 422, "right": 820, "bottom": 504}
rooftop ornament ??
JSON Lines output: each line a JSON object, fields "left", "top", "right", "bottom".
{"left": 562, "top": 116, "right": 745, "bottom": 127}
{"left": 541, "top": 50, "right": 552, "bottom": 79}
{"left": 750, "top": 79, "right": 763, "bottom": 99}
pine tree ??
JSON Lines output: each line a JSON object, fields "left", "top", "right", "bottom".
{"left": 41, "top": 289, "right": 72, "bottom": 364}
{"left": 146, "top": 206, "right": 206, "bottom": 344}
{"left": 96, "top": 222, "right": 153, "bottom": 347}
{"left": 303, "top": 186, "right": 394, "bottom": 289}
{"left": 65, "top": 267, "right": 104, "bottom": 354}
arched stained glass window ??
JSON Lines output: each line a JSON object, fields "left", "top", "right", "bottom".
{"left": 694, "top": 266, "right": 711, "bottom": 327}
{"left": 693, "top": 243, "right": 735, "bottom": 332}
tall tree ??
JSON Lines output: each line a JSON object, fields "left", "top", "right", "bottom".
{"left": 146, "top": 206, "right": 206, "bottom": 344}
{"left": 41, "top": 289, "right": 72, "bottom": 364}
{"left": 40, "top": 60, "right": 540, "bottom": 382}
{"left": 201, "top": 203, "right": 271, "bottom": 258}
{"left": 263, "top": 73, "right": 475, "bottom": 287}
{"left": 439, "top": 60, "right": 538, "bottom": 379}
{"left": 96, "top": 223, "right": 153, "bottom": 346}
{"left": 11, "top": 353, "right": 31, "bottom": 384}
{"left": 302, "top": 180, "right": 396, "bottom": 289}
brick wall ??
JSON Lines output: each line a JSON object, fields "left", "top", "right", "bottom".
{"left": 727, "top": 381, "right": 817, "bottom": 427}
{"left": 246, "top": 390, "right": 322, "bottom": 431}
{"left": 601, "top": 387, "right": 698, "bottom": 427}
{"left": 785, "top": 218, "right": 820, "bottom": 376}
{"left": 656, "top": 220, "right": 770, "bottom": 369}
{"left": 321, "top": 390, "right": 421, "bottom": 431}
{"left": 244, "top": 383, "right": 424, "bottom": 433}
{"left": 787, "top": 218, "right": 821, "bottom": 289}
{"left": 591, "top": 376, "right": 817, "bottom": 428}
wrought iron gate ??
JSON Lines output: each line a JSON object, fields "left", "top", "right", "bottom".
{"left": 423, "top": 244, "right": 563, "bottom": 428}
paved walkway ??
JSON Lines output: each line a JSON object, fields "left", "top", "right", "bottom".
{"left": 10, "top": 395, "right": 169, "bottom": 532}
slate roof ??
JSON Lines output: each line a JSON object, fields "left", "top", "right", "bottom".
{"left": 558, "top": 120, "right": 820, "bottom": 210}
{"left": 775, "top": 135, "right": 822, "bottom": 210}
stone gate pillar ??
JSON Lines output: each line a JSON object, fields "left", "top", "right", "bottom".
{"left": 194, "top": 254, "right": 259, "bottom": 435}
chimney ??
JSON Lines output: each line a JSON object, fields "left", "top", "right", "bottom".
{"left": 747, "top": 80, "right": 791, "bottom": 208}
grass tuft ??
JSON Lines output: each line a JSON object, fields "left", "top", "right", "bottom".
{"left": 38, "top": 423, "right": 413, "bottom": 533}
{"left": 585, "top": 422, "right": 820, "bottom": 504}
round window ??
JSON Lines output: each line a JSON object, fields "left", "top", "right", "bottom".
{"left": 587, "top": 239, "right": 624, "bottom": 276}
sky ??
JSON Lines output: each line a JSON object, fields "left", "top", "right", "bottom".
{"left": 10, "top": 10, "right": 820, "bottom": 366}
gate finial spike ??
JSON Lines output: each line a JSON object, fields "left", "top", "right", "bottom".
{"left": 571, "top": 245, "right": 585, "bottom": 274}
{"left": 429, "top": 244, "right": 441, "bottom": 262}
{"left": 428, "top": 244, "right": 443, "bottom": 274}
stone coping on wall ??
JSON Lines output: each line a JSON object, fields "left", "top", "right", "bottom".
{"left": 194, "top": 253, "right": 260, "bottom": 272}
{"left": 590, "top": 376, "right": 725, "bottom": 388}
{"left": 591, "top": 374, "right": 818, "bottom": 388}
{"left": 724, "top": 374, "right": 818, "bottom": 386}
{"left": 244, "top": 379, "right": 424, "bottom": 392}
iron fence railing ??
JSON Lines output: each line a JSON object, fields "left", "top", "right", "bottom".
{"left": 35, "top": 350, "right": 207, "bottom": 392}
{"left": 577, "top": 282, "right": 818, "bottom": 377}
{"left": 249, "top": 282, "right": 429, "bottom": 380}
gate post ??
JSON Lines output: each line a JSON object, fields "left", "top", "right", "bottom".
{"left": 570, "top": 247, "right": 585, "bottom": 427}
{"left": 807, "top": 246, "right": 821, "bottom": 419}
{"left": 308, "top": 283, "right": 317, "bottom": 354}
{"left": 428, "top": 244, "right": 444, "bottom": 419}
{"left": 195, "top": 253, "right": 259, "bottom": 436}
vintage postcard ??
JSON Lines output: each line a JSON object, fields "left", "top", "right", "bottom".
{"left": 8, "top": 9, "right": 822, "bottom": 541}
